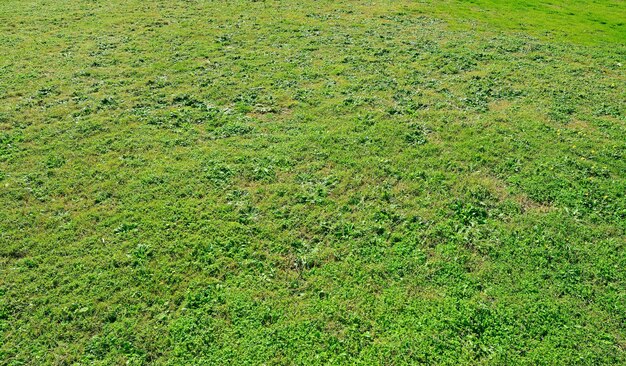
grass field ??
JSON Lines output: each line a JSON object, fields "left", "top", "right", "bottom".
{"left": 1, "top": 0, "right": 625, "bottom": 364}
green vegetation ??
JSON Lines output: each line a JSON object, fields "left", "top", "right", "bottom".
{"left": 1, "top": 0, "right": 625, "bottom": 364}
{"left": 427, "top": 0, "right": 626, "bottom": 45}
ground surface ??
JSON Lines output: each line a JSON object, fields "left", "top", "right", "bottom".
{"left": 1, "top": 0, "right": 625, "bottom": 365}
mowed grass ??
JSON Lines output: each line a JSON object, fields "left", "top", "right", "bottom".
{"left": 426, "top": 0, "right": 626, "bottom": 45}
{"left": 0, "top": 0, "right": 625, "bottom": 364}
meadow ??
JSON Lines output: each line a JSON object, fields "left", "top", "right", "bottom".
{"left": 0, "top": 0, "right": 625, "bottom": 364}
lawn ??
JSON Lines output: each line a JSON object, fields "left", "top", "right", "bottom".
{"left": 0, "top": 0, "right": 625, "bottom": 364}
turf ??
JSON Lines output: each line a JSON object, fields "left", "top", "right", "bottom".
{"left": 0, "top": 0, "right": 625, "bottom": 365}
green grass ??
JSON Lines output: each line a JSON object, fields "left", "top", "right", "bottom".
{"left": 425, "top": 0, "right": 626, "bottom": 45}
{"left": 1, "top": 0, "right": 625, "bottom": 364}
